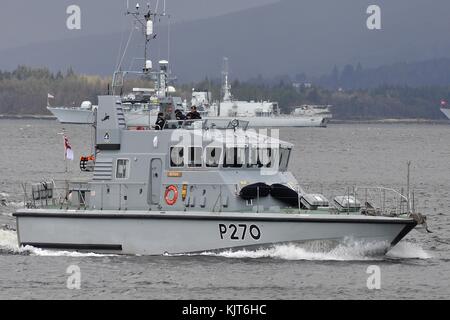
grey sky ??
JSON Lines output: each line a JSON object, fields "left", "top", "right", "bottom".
{"left": 0, "top": 0, "right": 278, "bottom": 51}
{"left": 2, "top": 0, "right": 450, "bottom": 81}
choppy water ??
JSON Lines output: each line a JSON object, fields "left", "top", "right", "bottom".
{"left": 0, "top": 119, "right": 449, "bottom": 299}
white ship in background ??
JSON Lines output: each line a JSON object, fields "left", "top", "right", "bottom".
{"left": 47, "top": 93, "right": 160, "bottom": 126}
{"left": 47, "top": 56, "right": 332, "bottom": 128}
{"left": 47, "top": 100, "right": 96, "bottom": 124}
{"left": 47, "top": 85, "right": 166, "bottom": 126}
{"left": 190, "top": 57, "right": 331, "bottom": 127}
{"left": 292, "top": 104, "right": 332, "bottom": 119}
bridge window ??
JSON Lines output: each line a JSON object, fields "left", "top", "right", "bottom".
{"left": 247, "top": 147, "right": 259, "bottom": 168}
{"left": 188, "top": 147, "right": 203, "bottom": 168}
{"left": 116, "top": 159, "right": 130, "bottom": 179}
{"left": 224, "top": 147, "right": 245, "bottom": 168}
{"left": 258, "top": 148, "right": 273, "bottom": 168}
{"left": 170, "top": 147, "right": 184, "bottom": 167}
{"left": 279, "top": 148, "right": 291, "bottom": 170}
{"left": 205, "top": 147, "right": 222, "bottom": 168}
{"left": 246, "top": 148, "right": 275, "bottom": 168}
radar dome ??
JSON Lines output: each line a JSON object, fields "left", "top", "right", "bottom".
{"left": 80, "top": 101, "right": 92, "bottom": 110}
{"left": 167, "top": 86, "right": 176, "bottom": 93}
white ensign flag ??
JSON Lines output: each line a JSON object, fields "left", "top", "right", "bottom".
{"left": 64, "top": 135, "right": 74, "bottom": 161}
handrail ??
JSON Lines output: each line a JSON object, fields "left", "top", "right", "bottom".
{"left": 21, "top": 179, "right": 413, "bottom": 217}
{"left": 162, "top": 119, "right": 250, "bottom": 130}
{"left": 354, "top": 186, "right": 408, "bottom": 201}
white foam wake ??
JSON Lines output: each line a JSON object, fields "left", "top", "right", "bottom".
{"left": 7, "top": 201, "right": 25, "bottom": 208}
{"left": 0, "top": 229, "right": 19, "bottom": 253}
{"left": 0, "top": 229, "right": 113, "bottom": 257}
{"left": 201, "top": 240, "right": 431, "bottom": 261}
{"left": 386, "top": 241, "right": 432, "bottom": 260}
{"left": 0, "top": 229, "right": 431, "bottom": 260}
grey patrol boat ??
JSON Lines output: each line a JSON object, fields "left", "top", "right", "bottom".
{"left": 13, "top": 102, "right": 426, "bottom": 255}
{"left": 13, "top": 4, "right": 427, "bottom": 256}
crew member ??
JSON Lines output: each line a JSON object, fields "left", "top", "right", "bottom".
{"left": 155, "top": 112, "right": 166, "bottom": 130}
{"left": 175, "top": 109, "right": 186, "bottom": 120}
{"left": 186, "top": 106, "right": 202, "bottom": 120}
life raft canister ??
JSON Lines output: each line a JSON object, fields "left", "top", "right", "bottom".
{"left": 165, "top": 185, "right": 178, "bottom": 205}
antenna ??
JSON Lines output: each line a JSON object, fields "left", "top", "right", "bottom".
{"left": 406, "top": 161, "right": 411, "bottom": 213}
{"left": 167, "top": 13, "right": 171, "bottom": 69}
{"left": 222, "top": 57, "right": 232, "bottom": 102}
{"left": 113, "top": 0, "right": 170, "bottom": 95}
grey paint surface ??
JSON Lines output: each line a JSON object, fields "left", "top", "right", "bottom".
{"left": 15, "top": 209, "right": 413, "bottom": 255}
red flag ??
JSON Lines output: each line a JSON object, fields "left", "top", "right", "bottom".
{"left": 63, "top": 135, "right": 74, "bottom": 160}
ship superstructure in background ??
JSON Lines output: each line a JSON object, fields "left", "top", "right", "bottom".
{"left": 47, "top": 2, "right": 175, "bottom": 127}
{"left": 47, "top": 101, "right": 96, "bottom": 124}
{"left": 188, "top": 57, "right": 332, "bottom": 127}
{"left": 48, "top": 60, "right": 331, "bottom": 127}
{"left": 292, "top": 105, "right": 333, "bottom": 119}
{"left": 217, "top": 57, "right": 280, "bottom": 119}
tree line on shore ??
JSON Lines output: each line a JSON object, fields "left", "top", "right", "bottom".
{"left": 0, "top": 66, "right": 447, "bottom": 119}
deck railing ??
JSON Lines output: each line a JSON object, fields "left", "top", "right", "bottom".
{"left": 21, "top": 179, "right": 412, "bottom": 217}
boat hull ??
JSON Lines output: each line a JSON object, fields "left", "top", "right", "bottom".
{"left": 45, "top": 107, "right": 327, "bottom": 128}
{"left": 124, "top": 114, "right": 328, "bottom": 128}
{"left": 14, "top": 209, "right": 416, "bottom": 255}
{"left": 205, "top": 116, "right": 328, "bottom": 128}
{"left": 47, "top": 107, "right": 94, "bottom": 124}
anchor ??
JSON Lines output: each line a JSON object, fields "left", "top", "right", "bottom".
{"left": 410, "top": 212, "right": 432, "bottom": 233}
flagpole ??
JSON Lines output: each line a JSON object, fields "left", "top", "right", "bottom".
{"left": 63, "top": 129, "right": 68, "bottom": 174}
{"left": 63, "top": 129, "right": 69, "bottom": 203}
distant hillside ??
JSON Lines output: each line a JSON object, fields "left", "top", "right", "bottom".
{"left": 2, "top": 66, "right": 448, "bottom": 120}
{"left": 2, "top": 0, "right": 450, "bottom": 82}
{"left": 318, "top": 59, "right": 450, "bottom": 89}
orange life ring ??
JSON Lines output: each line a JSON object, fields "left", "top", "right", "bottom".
{"left": 165, "top": 185, "right": 178, "bottom": 205}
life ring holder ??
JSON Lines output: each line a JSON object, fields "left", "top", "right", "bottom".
{"left": 165, "top": 185, "right": 178, "bottom": 205}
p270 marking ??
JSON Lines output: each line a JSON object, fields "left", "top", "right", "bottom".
{"left": 219, "top": 224, "right": 261, "bottom": 240}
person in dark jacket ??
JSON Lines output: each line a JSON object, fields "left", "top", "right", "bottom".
{"left": 155, "top": 112, "right": 166, "bottom": 130}
{"left": 186, "top": 106, "right": 202, "bottom": 120}
{"left": 175, "top": 109, "right": 186, "bottom": 120}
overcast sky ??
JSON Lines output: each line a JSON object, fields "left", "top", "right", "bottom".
{"left": 0, "top": 0, "right": 279, "bottom": 51}
{"left": 2, "top": 0, "right": 450, "bottom": 80}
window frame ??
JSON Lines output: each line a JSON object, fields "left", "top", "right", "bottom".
{"left": 169, "top": 146, "right": 185, "bottom": 168}
{"left": 257, "top": 148, "right": 273, "bottom": 168}
{"left": 205, "top": 147, "right": 223, "bottom": 168}
{"left": 279, "top": 147, "right": 292, "bottom": 171}
{"left": 223, "top": 147, "right": 245, "bottom": 168}
{"left": 188, "top": 146, "right": 203, "bottom": 168}
{"left": 247, "top": 146, "right": 259, "bottom": 168}
{"left": 115, "top": 158, "right": 130, "bottom": 180}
